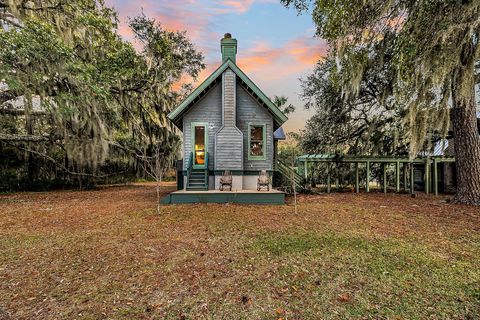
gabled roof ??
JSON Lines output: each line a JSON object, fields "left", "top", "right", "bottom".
{"left": 167, "top": 59, "right": 288, "bottom": 129}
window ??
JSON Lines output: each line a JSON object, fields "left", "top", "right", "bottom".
{"left": 248, "top": 124, "right": 266, "bottom": 160}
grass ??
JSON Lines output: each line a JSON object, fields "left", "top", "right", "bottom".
{"left": 250, "top": 232, "right": 479, "bottom": 318}
{"left": 0, "top": 183, "right": 479, "bottom": 319}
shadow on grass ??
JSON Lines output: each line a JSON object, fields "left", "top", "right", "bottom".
{"left": 247, "top": 231, "right": 479, "bottom": 318}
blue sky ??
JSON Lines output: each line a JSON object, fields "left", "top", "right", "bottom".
{"left": 106, "top": 0, "right": 328, "bottom": 132}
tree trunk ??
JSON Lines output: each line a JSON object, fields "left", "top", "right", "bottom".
{"left": 451, "top": 58, "right": 480, "bottom": 205}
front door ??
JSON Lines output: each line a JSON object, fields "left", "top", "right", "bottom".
{"left": 192, "top": 123, "right": 208, "bottom": 169}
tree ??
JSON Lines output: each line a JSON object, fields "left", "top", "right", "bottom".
{"left": 0, "top": 1, "right": 204, "bottom": 190}
{"left": 282, "top": 0, "right": 480, "bottom": 204}
{"left": 125, "top": 14, "right": 202, "bottom": 211}
{"left": 300, "top": 45, "right": 409, "bottom": 155}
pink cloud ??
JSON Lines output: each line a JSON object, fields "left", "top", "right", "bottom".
{"left": 237, "top": 36, "right": 328, "bottom": 78}
{"left": 236, "top": 42, "right": 283, "bottom": 73}
{"left": 286, "top": 36, "right": 328, "bottom": 65}
{"left": 107, "top": 0, "right": 287, "bottom": 62}
{"left": 211, "top": 0, "right": 276, "bottom": 14}
{"left": 216, "top": 0, "right": 255, "bottom": 13}
{"left": 173, "top": 35, "right": 328, "bottom": 93}
{"left": 106, "top": 0, "right": 328, "bottom": 132}
{"left": 106, "top": 0, "right": 328, "bottom": 76}
{"left": 176, "top": 36, "right": 328, "bottom": 94}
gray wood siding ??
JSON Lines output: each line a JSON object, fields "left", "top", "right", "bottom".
{"left": 181, "top": 70, "right": 275, "bottom": 172}
{"left": 236, "top": 82, "right": 274, "bottom": 170}
{"left": 183, "top": 83, "right": 222, "bottom": 170}
{"left": 214, "top": 126, "right": 243, "bottom": 170}
{"left": 215, "top": 68, "right": 243, "bottom": 170}
{"left": 222, "top": 70, "right": 236, "bottom": 126}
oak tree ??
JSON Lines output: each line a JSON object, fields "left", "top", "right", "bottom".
{"left": 283, "top": 0, "right": 480, "bottom": 204}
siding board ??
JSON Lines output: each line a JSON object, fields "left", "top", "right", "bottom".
{"left": 182, "top": 70, "right": 275, "bottom": 173}
{"left": 215, "top": 69, "right": 243, "bottom": 170}
{"left": 236, "top": 82, "right": 274, "bottom": 170}
{"left": 183, "top": 83, "right": 222, "bottom": 170}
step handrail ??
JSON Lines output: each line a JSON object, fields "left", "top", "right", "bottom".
{"left": 276, "top": 160, "right": 304, "bottom": 188}
{"left": 204, "top": 152, "right": 209, "bottom": 187}
{"left": 277, "top": 160, "right": 302, "bottom": 180}
{"left": 186, "top": 152, "right": 193, "bottom": 188}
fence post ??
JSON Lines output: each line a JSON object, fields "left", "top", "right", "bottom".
{"left": 355, "top": 162, "right": 359, "bottom": 193}
{"left": 433, "top": 158, "right": 438, "bottom": 196}
{"left": 425, "top": 157, "right": 430, "bottom": 195}
{"left": 366, "top": 161, "right": 370, "bottom": 193}
{"left": 383, "top": 163, "right": 387, "bottom": 194}
{"left": 304, "top": 160, "right": 308, "bottom": 180}
{"left": 326, "top": 163, "right": 331, "bottom": 193}
{"left": 396, "top": 161, "right": 400, "bottom": 192}
{"left": 410, "top": 163, "right": 415, "bottom": 194}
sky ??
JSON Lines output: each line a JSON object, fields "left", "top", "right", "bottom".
{"left": 105, "top": 0, "right": 329, "bottom": 132}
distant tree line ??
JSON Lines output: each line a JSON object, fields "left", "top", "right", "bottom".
{"left": 0, "top": 0, "right": 204, "bottom": 191}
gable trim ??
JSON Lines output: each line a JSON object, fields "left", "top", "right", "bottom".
{"left": 228, "top": 62, "right": 288, "bottom": 126}
{"left": 167, "top": 59, "right": 288, "bottom": 129}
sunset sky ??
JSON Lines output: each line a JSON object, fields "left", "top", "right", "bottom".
{"left": 105, "top": 0, "right": 329, "bottom": 132}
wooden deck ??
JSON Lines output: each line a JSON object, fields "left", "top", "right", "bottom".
{"left": 161, "top": 189, "right": 285, "bottom": 205}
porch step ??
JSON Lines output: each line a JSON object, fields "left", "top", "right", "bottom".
{"left": 186, "top": 186, "right": 208, "bottom": 191}
{"left": 188, "top": 181, "right": 207, "bottom": 185}
{"left": 162, "top": 190, "right": 285, "bottom": 204}
{"left": 187, "top": 168, "right": 208, "bottom": 190}
{"left": 189, "top": 182, "right": 206, "bottom": 186}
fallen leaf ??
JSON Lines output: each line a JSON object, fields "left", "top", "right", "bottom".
{"left": 337, "top": 293, "right": 352, "bottom": 303}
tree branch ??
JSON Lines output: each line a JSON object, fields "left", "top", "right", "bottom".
{"left": 0, "top": 133, "right": 52, "bottom": 142}
{"left": 0, "top": 90, "right": 19, "bottom": 105}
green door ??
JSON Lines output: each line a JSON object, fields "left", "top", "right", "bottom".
{"left": 192, "top": 123, "right": 208, "bottom": 169}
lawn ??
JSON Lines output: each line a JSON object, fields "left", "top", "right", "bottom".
{"left": 1, "top": 183, "right": 479, "bottom": 319}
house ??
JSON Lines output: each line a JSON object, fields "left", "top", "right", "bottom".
{"left": 164, "top": 33, "right": 289, "bottom": 204}
{"left": 420, "top": 111, "right": 480, "bottom": 193}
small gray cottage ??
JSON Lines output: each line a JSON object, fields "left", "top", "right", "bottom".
{"left": 166, "top": 33, "right": 288, "bottom": 203}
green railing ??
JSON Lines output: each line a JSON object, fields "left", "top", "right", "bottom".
{"left": 204, "top": 152, "right": 209, "bottom": 186}
{"left": 276, "top": 160, "right": 304, "bottom": 189}
{"left": 186, "top": 152, "right": 193, "bottom": 187}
